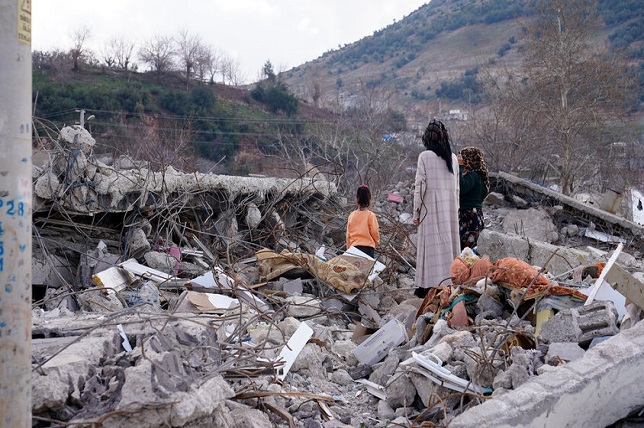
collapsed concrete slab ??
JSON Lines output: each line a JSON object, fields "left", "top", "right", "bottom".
{"left": 449, "top": 319, "right": 644, "bottom": 428}
{"left": 33, "top": 151, "right": 337, "bottom": 215}
{"left": 492, "top": 172, "right": 644, "bottom": 251}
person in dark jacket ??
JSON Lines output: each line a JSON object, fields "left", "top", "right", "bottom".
{"left": 457, "top": 147, "right": 490, "bottom": 250}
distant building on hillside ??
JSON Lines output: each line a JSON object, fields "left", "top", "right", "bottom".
{"left": 436, "top": 109, "right": 468, "bottom": 121}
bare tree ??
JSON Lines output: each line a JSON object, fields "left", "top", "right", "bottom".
{"left": 220, "top": 54, "right": 246, "bottom": 86}
{"left": 194, "top": 45, "right": 221, "bottom": 83}
{"left": 69, "top": 26, "right": 91, "bottom": 71}
{"left": 138, "top": 34, "right": 175, "bottom": 78}
{"left": 175, "top": 30, "right": 203, "bottom": 88}
{"left": 105, "top": 36, "right": 136, "bottom": 71}
{"left": 490, "top": 0, "right": 634, "bottom": 195}
{"left": 308, "top": 67, "right": 324, "bottom": 109}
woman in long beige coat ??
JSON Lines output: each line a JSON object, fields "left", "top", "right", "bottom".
{"left": 412, "top": 120, "right": 460, "bottom": 296}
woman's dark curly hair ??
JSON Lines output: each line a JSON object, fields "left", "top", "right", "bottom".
{"left": 422, "top": 120, "right": 454, "bottom": 174}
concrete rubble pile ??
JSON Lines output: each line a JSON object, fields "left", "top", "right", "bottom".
{"left": 31, "top": 127, "right": 644, "bottom": 427}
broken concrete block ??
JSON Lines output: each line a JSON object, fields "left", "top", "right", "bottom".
{"left": 32, "top": 254, "right": 75, "bottom": 289}
{"left": 377, "top": 400, "right": 396, "bottom": 420}
{"left": 546, "top": 342, "right": 586, "bottom": 363}
{"left": 289, "top": 343, "right": 324, "bottom": 379}
{"left": 144, "top": 251, "right": 179, "bottom": 273}
{"left": 248, "top": 322, "right": 281, "bottom": 345}
{"left": 537, "top": 311, "right": 580, "bottom": 343}
{"left": 424, "top": 319, "right": 457, "bottom": 349}
{"left": 408, "top": 370, "right": 451, "bottom": 407}
{"left": 43, "top": 288, "right": 79, "bottom": 312}
{"left": 605, "top": 263, "right": 644, "bottom": 311}
{"left": 492, "top": 369, "right": 512, "bottom": 391}
{"left": 278, "top": 316, "right": 302, "bottom": 338}
{"left": 112, "top": 361, "right": 235, "bottom": 428}
{"left": 331, "top": 369, "right": 354, "bottom": 386}
{"left": 245, "top": 202, "right": 262, "bottom": 228}
{"left": 511, "top": 195, "right": 529, "bottom": 208}
{"left": 507, "top": 347, "right": 534, "bottom": 389}
{"left": 528, "top": 240, "right": 592, "bottom": 277}
{"left": 127, "top": 228, "right": 151, "bottom": 259}
{"left": 333, "top": 340, "right": 359, "bottom": 366}
{"left": 539, "top": 301, "right": 619, "bottom": 344}
{"left": 79, "top": 290, "right": 125, "bottom": 312}
{"left": 484, "top": 192, "right": 505, "bottom": 206}
{"left": 34, "top": 171, "right": 62, "bottom": 199}
{"left": 574, "top": 301, "right": 620, "bottom": 343}
{"left": 477, "top": 229, "right": 530, "bottom": 263}
{"left": 369, "top": 354, "right": 400, "bottom": 387}
{"left": 283, "top": 277, "right": 304, "bottom": 294}
{"left": 32, "top": 328, "right": 122, "bottom": 411}
{"left": 463, "top": 347, "right": 499, "bottom": 388}
{"left": 561, "top": 224, "right": 580, "bottom": 237}
{"left": 286, "top": 295, "right": 322, "bottom": 318}
{"left": 31, "top": 369, "right": 74, "bottom": 413}
{"left": 348, "top": 365, "right": 373, "bottom": 380}
{"left": 385, "top": 372, "right": 416, "bottom": 408}
{"left": 60, "top": 125, "right": 96, "bottom": 153}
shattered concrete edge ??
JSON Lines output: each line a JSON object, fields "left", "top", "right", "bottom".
{"left": 492, "top": 172, "right": 644, "bottom": 243}
{"left": 33, "top": 129, "right": 338, "bottom": 213}
{"left": 449, "top": 319, "right": 644, "bottom": 428}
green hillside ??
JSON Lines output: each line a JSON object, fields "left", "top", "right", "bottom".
{"left": 281, "top": 0, "right": 643, "bottom": 119}
{"left": 33, "top": 65, "right": 314, "bottom": 174}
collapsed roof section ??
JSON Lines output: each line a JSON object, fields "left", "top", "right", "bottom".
{"left": 33, "top": 125, "right": 337, "bottom": 214}
{"left": 491, "top": 171, "right": 644, "bottom": 251}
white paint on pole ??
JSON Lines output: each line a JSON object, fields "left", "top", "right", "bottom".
{"left": 0, "top": 0, "right": 33, "bottom": 426}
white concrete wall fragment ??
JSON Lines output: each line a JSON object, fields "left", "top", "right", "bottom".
{"left": 60, "top": 125, "right": 95, "bottom": 153}
{"left": 33, "top": 171, "right": 61, "bottom": 200}
{"left": 59, "top": 163, "right": 336, "bottom": 213}
{"left": 449, "top": 320, "right": 644, "bottom": 428}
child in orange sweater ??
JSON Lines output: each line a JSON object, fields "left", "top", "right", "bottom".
{"left": 346, "top": 185, "right": 380, "bottom": 258}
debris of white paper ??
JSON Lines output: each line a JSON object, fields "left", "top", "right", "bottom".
{"left": 117, "top": 324, "right": 132, "bottom": 353}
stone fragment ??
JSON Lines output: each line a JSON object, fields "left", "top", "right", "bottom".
{"left": 369, "top": 354, "right": 400, "bottom": 386}
{"left": 384, "top": 372, "right": 416, "bottom": 408}
{"left": 128, "top": 228, "right": 151, "bottom": 259}
{"left": 484, "top": 192, "right": 505, "bottom": 206}
{"left": 144, "top": 251, "right": 178, "bottom": 272}
{"left": 245, "top": 202, "right": 262, "bottom": 228}
{"left": 546, "top": 342, "right": 586, "bottom": 363}
{"left": 286, "top": 295, "right": 322, "bottom": 318}
{"left": 331, "top": 369, "right": 354, "bottom": 386}
{"left": 377, "top": 400, "right": 396, "bottom": 420}
{"left": 60, "top": 125, "right": 96, "bottom": 153}
{"left": 502, "top": 207, "right": 558, "bottom": 243}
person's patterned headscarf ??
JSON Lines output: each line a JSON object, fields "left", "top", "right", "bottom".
{"left": 460, "top": 147, "right": 490, "bottom": 196}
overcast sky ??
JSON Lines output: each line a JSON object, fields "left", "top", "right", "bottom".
{"left": 32, "top": 0, "right": 429, "bottom": 82}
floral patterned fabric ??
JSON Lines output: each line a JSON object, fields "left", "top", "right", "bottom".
{"left": 459, "top": 208, "right": 485, "bottom": 249}
{"left": 256, "top": 249, "right": 374, "bottom": 295}
{"left": 490, "top": 257, "right": 587, "bottom": 300}
{"left": 450, "top": 255, "right": 494, "bottom": 286}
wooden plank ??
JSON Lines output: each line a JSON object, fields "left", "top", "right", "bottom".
{"left": 605, "top": 264, "right": 644, "bottom": 311}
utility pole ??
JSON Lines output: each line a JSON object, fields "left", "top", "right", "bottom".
{"left": 77, "top": 109, "right": 86, "bottom": 128}
{"left": 0, "top": 0, "right": 33, "bottom": 426}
